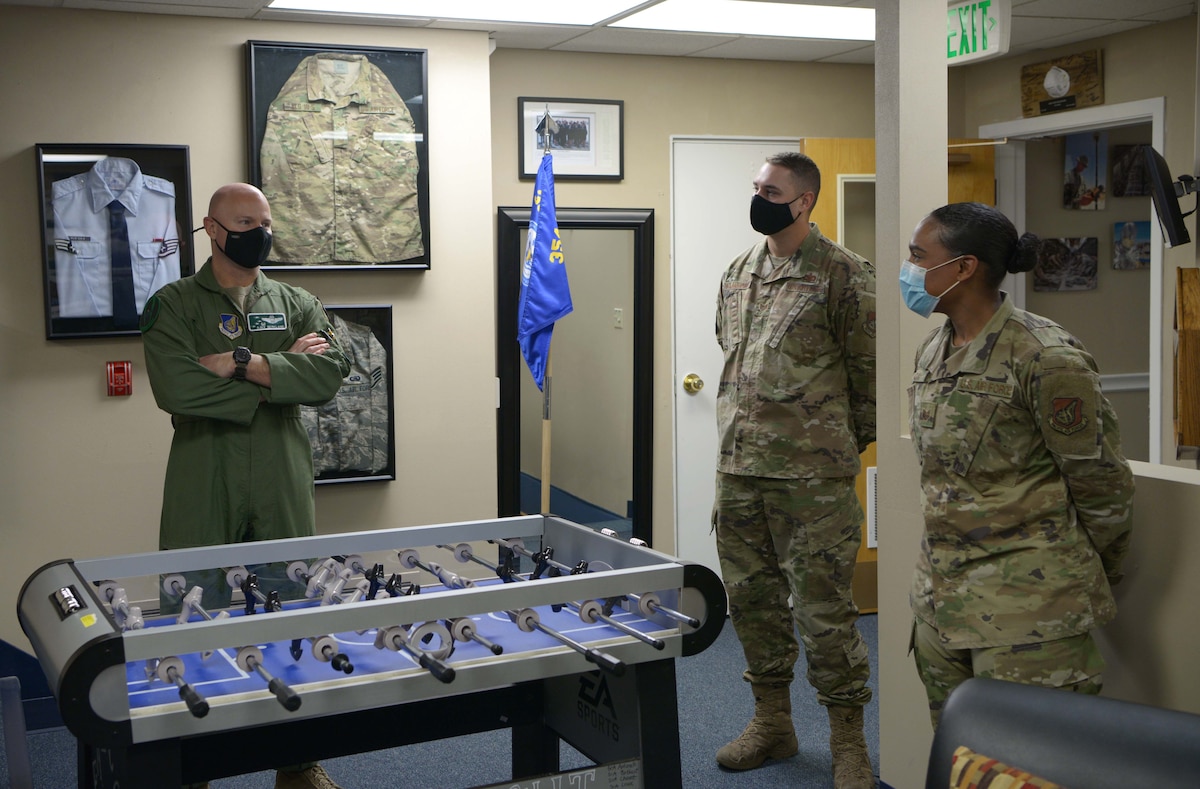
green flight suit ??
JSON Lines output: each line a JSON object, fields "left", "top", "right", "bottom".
{"left": 141, "top": 259, "right": 349, "bottom": 554}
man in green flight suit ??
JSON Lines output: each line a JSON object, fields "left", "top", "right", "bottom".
{"left": 141, "top": 182, "right": 349, "bottom": 789}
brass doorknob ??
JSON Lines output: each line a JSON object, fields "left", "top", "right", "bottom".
{"left": 683, "top": 373, "right": 704, "bottom": 394}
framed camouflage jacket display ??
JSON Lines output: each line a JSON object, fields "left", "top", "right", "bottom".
{"left": 246, "top": 41, "right": 430, "bottom": 270}
{"left": 35, "top": 143, "right": 195, "bottom": 340}
{"left": 300, "top": 305, "right": 396, "bottom": 484}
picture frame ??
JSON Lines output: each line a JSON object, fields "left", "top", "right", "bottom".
{"left": 302, "top": 304, "right": 396, "bottom": 485}
{"left": 518, "top": 97, "right": 624, "bottom": 181}
{"left": 36, "top": 143, "right": 195, "bottom": 340}
{"left": 246, "top": 41, "right": 430, "bottom": 270}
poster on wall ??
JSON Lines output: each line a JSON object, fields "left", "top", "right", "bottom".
{"left": 1113, "top": 221, "right": 1152, "bottom": 270}
{"left": 1063, "top": 131, "right": 1107, "bottom": 210}
{"left": 35, "top": 143, "right": 195, "bottom": 340}
{"left": 1111, "top": 144, "right": 1152, "bottom": 197}
{"left": 301, "top": 305, "right": 396, "bottom": 485}
{"left": 1033, "top": 237, "right": 1099, "bottom": 291}
{"left": 246, "top": 41, "right": 430, "bottom": 270}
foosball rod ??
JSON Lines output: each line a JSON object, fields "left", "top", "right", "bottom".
{"left": 97, "top": 582, "right": 143, "bottom": 631}
{"left": 595, "top": 530, "right": 703, "bottom": 628}
{"left": 446, "top": 616, "right": 503, "bottom": 655}
{"left": 565, "top": 599, "right": 665, "bottom": 650}
{"left": 375, "top": 625, "right": 457, "bottom": 683}
{"left": 441, "top": 546, "right": 626, "bottom": 675}
{"left": 489, "top": 540, "right": 686, "bottom": 638}
{"left": 492, "top": 537, "right": 581, "bottom": 577}
{"left": 156, "top": 656, "right": 209, "bottom": 718}
{"left": 237, "top": 646, "right": 301, "bottom": 711}
{"left": 398, "top": 549, "right": 475, "bottom": 590}
{"left": 226, "top": 567, "right": 270, "bottom": 615}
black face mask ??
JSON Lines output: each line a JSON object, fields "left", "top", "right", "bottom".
{"left": 213, "top": 219, "right": 273, "bottom": 269}
{"left": 750, "top": 193, "right": 802, "bottom": 236}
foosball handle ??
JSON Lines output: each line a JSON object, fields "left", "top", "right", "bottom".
{"left": 419, "top": 654, "right": 457, "bottom": 684}
{"left": 178, "top": 683, "right": 210, "bottom": 718}
{"left": 585, "top": 648, "right": 626, "bottom": 677}
{"left": 268, "top": 678, "right": 302, "bottom": 712}
{"left": 331, "top": 653, "right": 354, "bottom": 674}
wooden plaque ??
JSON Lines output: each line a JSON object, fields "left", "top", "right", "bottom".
{"left": 1020, "top": 50, "right": 1103, "bottom": 118}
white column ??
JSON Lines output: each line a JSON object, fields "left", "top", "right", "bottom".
{"left": 875, "top": 1, "right": 948, "bottom": 786}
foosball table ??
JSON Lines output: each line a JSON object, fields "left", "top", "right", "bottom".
{"left": 17, "top": 515, "right": 726, "bottom": 788}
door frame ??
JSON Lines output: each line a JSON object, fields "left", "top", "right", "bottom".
{"left": 980, "top": 97, "right": 1166, "bottom": 461}
{"left": 495, "top": 206, "right": 656, "bottom": 543}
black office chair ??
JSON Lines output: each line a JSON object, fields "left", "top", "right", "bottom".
{"left": 1, "top": 675, "right": 34, "bottom": 789}
{"left": 926, "top": 678, "right": 1200, "bottom": 789}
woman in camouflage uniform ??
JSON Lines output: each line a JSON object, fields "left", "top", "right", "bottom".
{"left": 903, "top": 202, "right": 1133, "bottom": 728}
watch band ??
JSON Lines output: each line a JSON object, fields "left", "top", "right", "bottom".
{"left": 233, "top": 346, "right": 250, "bottom": 381}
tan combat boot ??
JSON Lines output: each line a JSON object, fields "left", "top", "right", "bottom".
{"left": 828, "top": 705, "right": 875, "bottom": 789}
{"left": 715, "top": 683, "right": 799, "bottom": 770}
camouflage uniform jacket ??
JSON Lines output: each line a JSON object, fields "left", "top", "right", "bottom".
{"left": 908, "top": 295, "right": 1134, "bottom": 649}
{"left": 260, "top": 52, "right": 423, "bottom": 265}
{"left": 715, "top": 224, "right": 876, "bottom": 479}
{"left": 301, "top": 313, "right": 390, "bottom": 476}
{"left": 141, "top": 259, "right": 350, "bottom": 549}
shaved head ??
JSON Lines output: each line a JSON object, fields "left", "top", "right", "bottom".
{"left": 209, "top": 182, "right": 268, "bottom": 217}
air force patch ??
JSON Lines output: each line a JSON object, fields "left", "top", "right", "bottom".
{"left": 219, "top": 313, "right": 243, "bottom": 340}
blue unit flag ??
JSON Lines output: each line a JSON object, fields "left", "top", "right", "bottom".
{"left": 518, "top": 153, "right": 572, "bottom": 390}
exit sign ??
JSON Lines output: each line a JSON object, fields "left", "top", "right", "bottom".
{"left": 947, "top": 0, "right": 1010, "bottom": 66}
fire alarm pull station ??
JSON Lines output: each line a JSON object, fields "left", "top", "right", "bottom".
{"left": 107, "top": 361, "right": 132, "bottom": 396}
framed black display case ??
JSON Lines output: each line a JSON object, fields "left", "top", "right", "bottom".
{"left": 246, "top": 41, "right": 430, "bottom": 270}
{"left": 302, "top": 305, "right": 396, "bottom": 485}
{"left": 36, "top": 143, "right": 194, "bottom": 340}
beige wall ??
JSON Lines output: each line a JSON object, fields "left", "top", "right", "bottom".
{"left": 0, "top": 7, "right": 497, "bottom": 650}
{"left": 489, "top": 48, "right": 875, "bottom": 549}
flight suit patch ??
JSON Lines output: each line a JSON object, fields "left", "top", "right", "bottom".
{"left": 219, "top": 314, "right": 243, "bottom": 340}
{"left": 249, "top": 313, "right": 287, "bottom": 331}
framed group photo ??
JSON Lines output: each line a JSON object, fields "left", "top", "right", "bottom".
{"left": 302, "top": 305, "right": 396, "bottom": 485}
{"left": 35, "top": 143, "right": 195, "bottom": 340}
{"left": 246, "top": 41, "right": 430, "bottom": 270}
{"left": 518, "top": 97, "right": 624, "bottom": 181}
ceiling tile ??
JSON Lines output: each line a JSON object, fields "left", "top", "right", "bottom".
{"left": 695, "top": 36, "right": 873, "bottom": 62}
{"left": 550, "top": 27, "right": 739, "bottom": 58}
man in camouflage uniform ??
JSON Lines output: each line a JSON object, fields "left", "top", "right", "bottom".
{"left": 905, "top": 202, "right": 1133, "bottom": 729}
{"left": 260, "top": 51, "right": 423, "bottom": 265}
{"left": 714, "top": 152, "right": 876, "bottom": 788}
{"left": 301, "top": 312, "right": 390, "bottom": 477}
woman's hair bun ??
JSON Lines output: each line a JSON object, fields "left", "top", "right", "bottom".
{"left": 1008, "top": 232, "right": 1040, "bottom": 273}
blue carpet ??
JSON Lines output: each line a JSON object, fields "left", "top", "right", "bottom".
{"left": 2, "top": 614, "right": 880, "bottom": 788}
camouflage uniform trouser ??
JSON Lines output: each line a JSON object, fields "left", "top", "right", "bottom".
{"left": 911, "top": 617, "right": 1105, "bottom": 729}
{"left": 713, "top": 472, "right": 871, "bottom": 707}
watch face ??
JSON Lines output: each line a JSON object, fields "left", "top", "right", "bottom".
{"left": 234, "top": 346, "right": 251, "bottom": 364}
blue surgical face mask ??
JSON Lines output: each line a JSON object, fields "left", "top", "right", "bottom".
{"left": 899, "top": 255, "right": 964, "bottom": 318}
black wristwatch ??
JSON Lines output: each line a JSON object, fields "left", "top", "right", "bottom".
{"left": 232, "top": 346, "right": 251, "bottom": 381}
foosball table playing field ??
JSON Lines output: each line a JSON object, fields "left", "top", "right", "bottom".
{"left": 18, "top": 514, "right": 726, "bottom": 789}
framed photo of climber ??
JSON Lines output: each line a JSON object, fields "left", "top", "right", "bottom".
{"left": 35, "top": 143, "right": 195, "bottom": 340}
{"left": 301, "top": 305, "right": 396, "bottom": 485}
{"left": 246, "top": 41, "right": 430, "bottom": 270}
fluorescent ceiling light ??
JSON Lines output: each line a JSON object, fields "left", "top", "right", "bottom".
{"left": 611, "top": 0, "right": 875, "bottom": 41}
{"left": 267, "top": 0, "right": 646, "bottom": 26}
